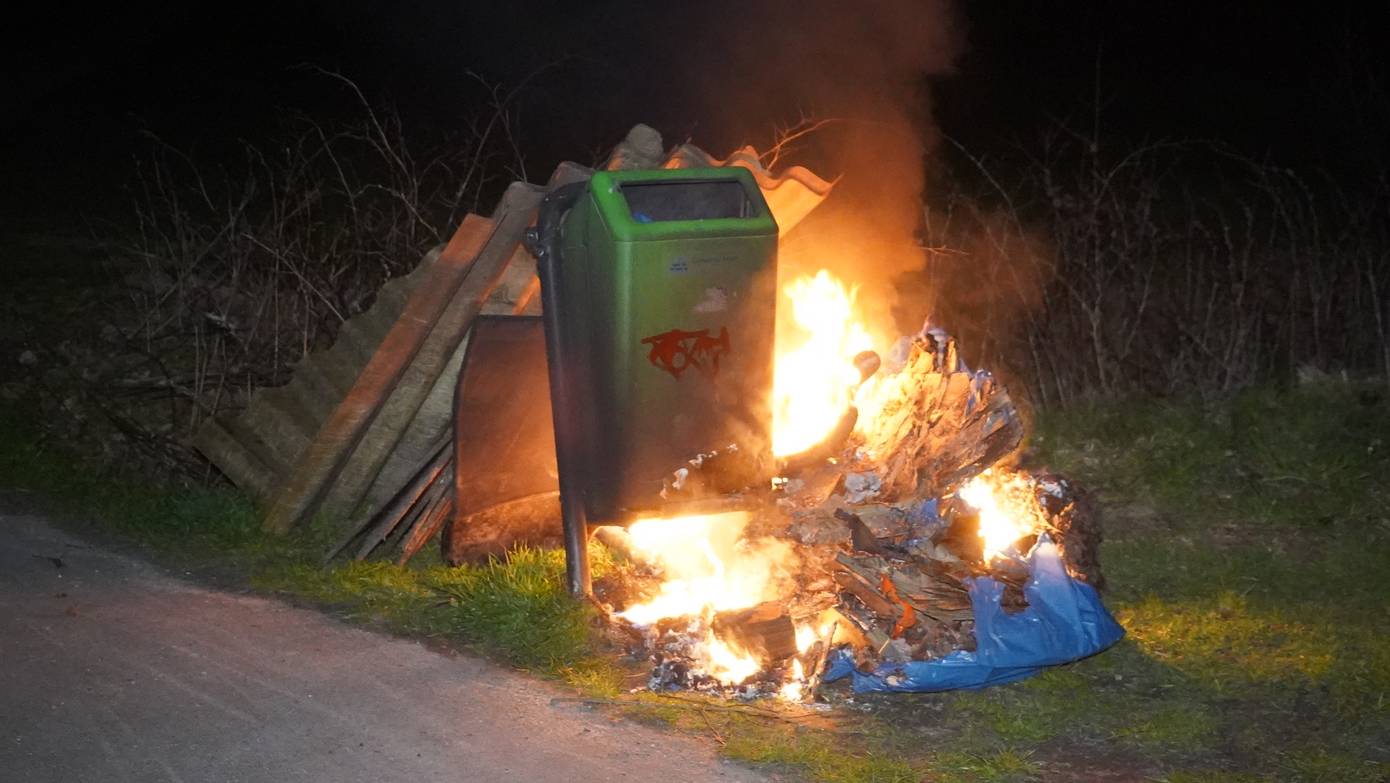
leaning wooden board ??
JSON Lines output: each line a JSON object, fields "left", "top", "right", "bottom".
{"left": 443, "top": 315, "right": 562, "bottom": 564}
{"left": 260, "top": 213, "right": 501, "bottom": 533}
{"left": 313, "top": 183, "right": 547, "bottom": 532}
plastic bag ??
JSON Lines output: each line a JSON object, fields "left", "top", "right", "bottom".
{"left": 823, "top": 537, "right": 1125, "bottom": 693}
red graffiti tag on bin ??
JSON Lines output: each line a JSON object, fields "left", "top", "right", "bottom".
{"left": 640, "top": 327, "right": 730, "bottom": 380}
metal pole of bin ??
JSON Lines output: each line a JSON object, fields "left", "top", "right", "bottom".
{"left": 526, "top": 182, "right": 591, "bottom": 598}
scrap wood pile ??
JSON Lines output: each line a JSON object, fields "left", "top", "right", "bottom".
{"left": 791, "top": 467, "right": 1101, "bottom": 667}
{"left": 595, "top": 326, "right": 1107, "bottom": 698}
{"left": 325, "top": 432, "right": 455, "bottom": 565}
{"left": 190, "top": 123, "right": 835, "bottom": 566}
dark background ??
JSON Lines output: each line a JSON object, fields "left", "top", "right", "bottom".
{"left": 2, "top": 1, "right": 1386, "bottom": 234}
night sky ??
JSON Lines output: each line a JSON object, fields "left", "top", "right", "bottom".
{"left": 3, "top": 1, "right": 1386, "bottom": 232}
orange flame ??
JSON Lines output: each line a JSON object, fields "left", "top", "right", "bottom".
{"left": 614, "top": 268, "right": 1050, "bottom": 696}
{"left": 778, "top": 659, "right": 807, "bottom": 701}
{"left": 615, "top": 270, "right": 882, "bottom": 690}
{"left": 958, "top": 470, "right": 1044, "bottom": 560}
{"left": 705, "top": 636, "right": 761, "bottom": 685}
{"left": 771, "top": 270, "right": 877, "bottom": 456}
{"left": 615, "top": 512, "right": 796, "bottom": 686}
{"left": 616, "top": 512, "right": 793, "bottom": 625}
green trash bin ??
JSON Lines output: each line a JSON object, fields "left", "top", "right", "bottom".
{"left": 527, "top": 167, "right": 779, "bottom": 594}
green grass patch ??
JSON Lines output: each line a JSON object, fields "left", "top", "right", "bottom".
{"left": 0, "top": 400, "right": 308, "bottom": 566}
{"left": 924, "top": 749, "right": 1041, "bottom": 783}
{"left": 1016, "top": 382, "right": 1390, "bottom": 776}
{"left": 1157, "top": 772, "right": 1269, "bottom": 783}
{"left": 254, "top": 547, "right": 609, "bottom": 674}
{"left": 722, "top": 728, "right": 921, "bottom": 783}
{"left": 1032, "top": 381, "right": 1390, "bottom": 530}
{"left": 608, "top": 693, "right": 930, "bottom": 783}
{"left": 935, "top": 646, "right": 1222, "bottom": 757}
{"left": 1105, "top": 539, "right": 1390, "bottom": 725}
{"left": 1281, "top": 749, "right": 1390, "bottom": 783}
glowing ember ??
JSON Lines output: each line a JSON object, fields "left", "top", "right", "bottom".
{"left": 958, "top": 470, "right": 1044, "bottom": 560}
{"left": 778, "top": 659, "right": 807, "bottom": 701}
{"left": 705, "top": 636, "right": 761, "bottom": 685}
{"left": 772, "top": 270, "right": 877, "bottom": 456}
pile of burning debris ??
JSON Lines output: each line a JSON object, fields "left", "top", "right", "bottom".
{"left": 593, "top": 309, "right": 1115, "bottom": 701}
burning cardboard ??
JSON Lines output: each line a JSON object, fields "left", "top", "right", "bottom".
{"left": 594, "top": 303, "right": 1120, "bottom": 701}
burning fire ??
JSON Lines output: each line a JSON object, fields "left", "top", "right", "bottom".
{"left": 617, "top": 271, "right": 883, "bottom": 693}
{"left": 616, "top": 512, "right": 796, "bottom": 686}
{"left": 771, "top": 270, "right": 877, "bottom": 456}
{"left": 766, "top": 272, "right": 1041, "bottom": 561}
{"left": 616, "top": 512, "right": 793, "bottom": 625}
{"left": 704, "top": 635, "right": 762, "bottom": 685}
{"left": 779, "top": 620, "right": 833, "bottom": 700}
{"left": 959, "top": 470, "right": 1043, "bottom": 560}
{"left": 608, "top": 267, "right": 1066, "bottom": 699}
{"left": 779, "top": 659, "right": 807, "bottom": 701}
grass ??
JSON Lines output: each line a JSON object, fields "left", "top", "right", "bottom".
{"left": 253, "top": 547, "right": 610, "bottom": 674}
{"left": 1030, "top": 381, "right": 1390, "bottom": 530}
{"left": 3, "top": 380, "right": 1389, "bottom": 781}
{"left": 720, "top": 725, "right": 922, "bottom": 783}
{"left": 0, "top": 398, "right": 294, "bottom": 564}
{"left": 1016, "top": 379, "right": 1390, "bottom": 779}
{"left": 926, "top": 750, "right": 1042, "bottom": 783}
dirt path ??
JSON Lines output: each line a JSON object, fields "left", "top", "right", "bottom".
{"left": 0, "top": 505, "right": 767, "bottom": 783}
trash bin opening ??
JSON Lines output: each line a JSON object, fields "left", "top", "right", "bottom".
{"left": 620, "top": 180, "right": 752, "bottom": 222}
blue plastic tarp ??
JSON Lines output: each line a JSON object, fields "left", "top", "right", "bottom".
{"left": 823, "top": 538, "right": 1125, "bottom": 693}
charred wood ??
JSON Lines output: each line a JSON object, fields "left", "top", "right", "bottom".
{"left": 1034, "top": 473, "right": 1105, "bottom": 589}
{"left": 712, "top": 602, "right": 799, "bottom": 662}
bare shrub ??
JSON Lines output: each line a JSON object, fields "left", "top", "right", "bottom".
{"left": 88, "top": 79, "right": 524, "bottom": 478}
{"left": 916, "top": 130, "right": 1390, "bottom": 407}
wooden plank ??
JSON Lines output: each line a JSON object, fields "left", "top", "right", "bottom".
{"left": 191, "top": 416, "right": 285, "bottom": 501}
{"left": 712, "top": 602, "right": 798, "bottom": 661}
{"left": 322, "top": 434, "right": 450, "bottom": 562}
{"left": 349, "top": 336, "right": 469, "bottom": 526}
{"left": 241, "top": 386, "right": 315, "bottom": 467}
{"left": 316, "top": 183, "right": 545, "bottom": 529}
{"left": 260, "top": 214, "right": 499, "bottom": 533}
{"left": 345, "top": 192, "right": 550, "bottom": 528}
{"left": 354, "top": 468, "right": 448, "bottom": 560}
{"left": 395, "top": 490, "right": 453, "bottom": 565}
{"left": 192, "top": 247, "right": 443, "bottom": 496}
{"left": 442, "top": 315, "right": 564, "bottom": 565}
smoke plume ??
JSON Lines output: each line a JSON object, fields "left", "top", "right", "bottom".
{"left": 669, "top": 0, "right": 967, "bottom": 337}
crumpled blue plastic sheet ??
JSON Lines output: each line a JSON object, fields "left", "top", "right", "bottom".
{"left": 905, "top": 497, "right": 946, "bottom": 538}
{"left": 823, "top": 538, "right": 1126, "bottom": 693}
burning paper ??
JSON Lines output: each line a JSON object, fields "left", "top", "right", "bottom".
{"left": 597, "top": 271, "right": 1115, "bottom": 701}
